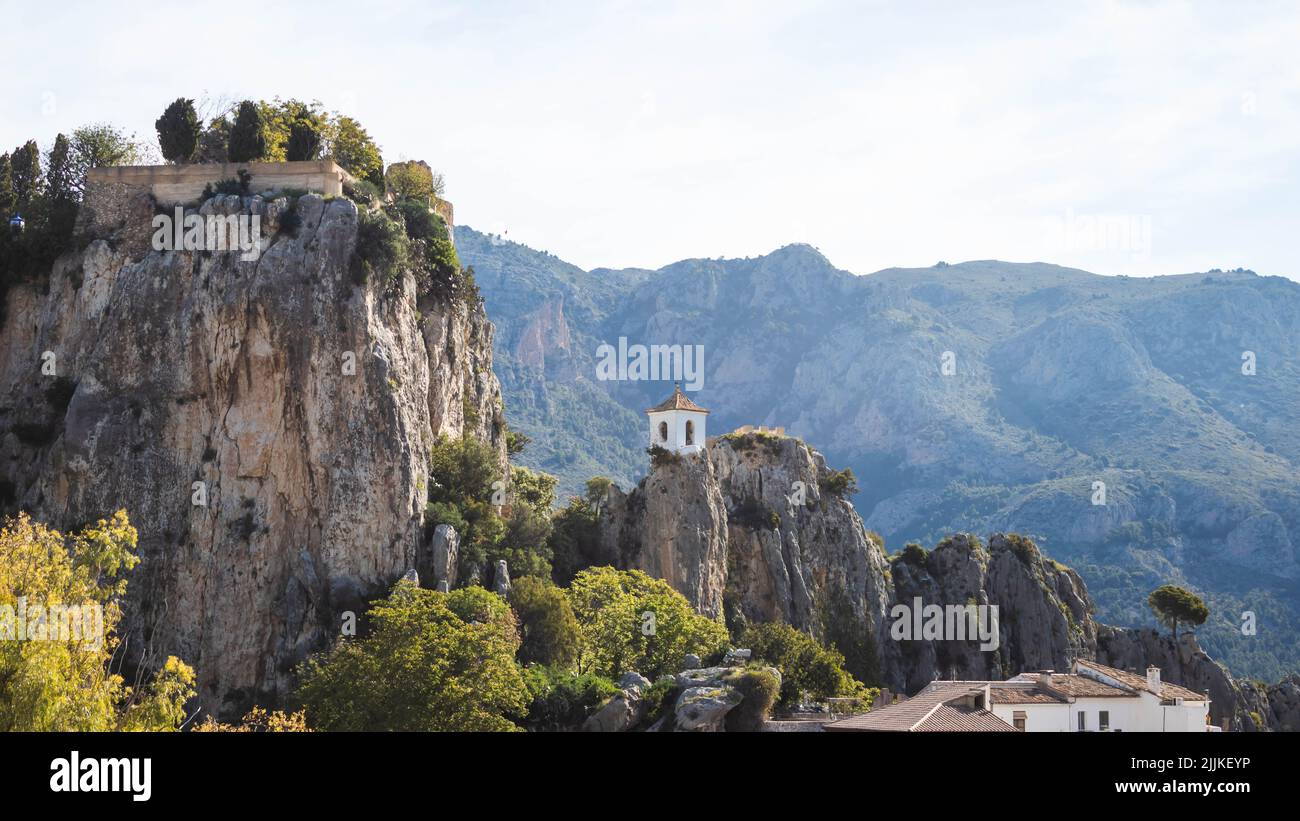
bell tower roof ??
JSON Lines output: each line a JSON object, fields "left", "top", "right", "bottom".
{"left": 646, "top": 383, "right": 709, "bottom": 414}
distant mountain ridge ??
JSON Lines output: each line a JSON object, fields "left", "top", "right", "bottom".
{"left": 459, "top": 225, "right": 1300, "bottom": 681}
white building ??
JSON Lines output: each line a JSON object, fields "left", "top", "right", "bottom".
{"left": 825, "top": 659, "right": 1212, "bottom": 733}
{"left": 989, "top": 660, "right": 1212, "bottom": 732}
{"left": 646, "top": 384, "right": 709, "bottom": 455}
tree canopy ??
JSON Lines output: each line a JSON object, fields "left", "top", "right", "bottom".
{"left": 0, "top": 511, "right": 195, "bottom": 731}
{"left": 1148, "top": 584, "right": 1209, "bottom": 638}
{"left": 295, "top": 581, "right": 528, "bottom": 731}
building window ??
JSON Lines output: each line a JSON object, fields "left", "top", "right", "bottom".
{"left": 1099, "top": 710, "right": 1109, "bottom": 731}
{"left": 1012, "top": 711, "right": 1026, "bottom": 731}
{"left": 658, "top": 421, "right": 668, "bottom": 442}
{"left": 1078, "top": 712, "right": 1086, "bottom": 732}
{"left": 685, "top": 420, "right": 694, "bottom": 445}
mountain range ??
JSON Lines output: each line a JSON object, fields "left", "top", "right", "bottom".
{"left": 458, "top": 226, "right": 1300, "bottom": 682}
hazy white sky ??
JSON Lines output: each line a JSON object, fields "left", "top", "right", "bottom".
{"left": 4, "top": 0, "right": 1298, "bottom": 278}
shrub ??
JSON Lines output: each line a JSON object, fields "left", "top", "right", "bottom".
{"left": 647, "top": 443, "right": 681, "bottom": 468}
{"left": 1003, "top": 533, "right": 1041, "bottom": 566}
{"left": 897, "top": 542, "right": 929, "bottom": 568}
{"left": 350, "top": 206, "right": 408, "bottom": 284}
{"left": 510, "top": 576, "right": 580, "bottom": 668}
{"left": 155, "top": 98, "right": 201, "bottom": 163}
{"left": 193, "top": 706, "right": 310, "bottom": 732}
{"left": 342, "top": 178, "right": 383, "bottom": 205}
{"left": 520, "top": 666, "right": 618, "bottom": 731}
{"left": 723, "top": 666, "right": 780, "bottom": 731}
{"left": 742, "top": 621, "right": 865, "bottom": 708}
{"left": 295, "top": 580, "right": 528, "bottom": 731}
{"left": 820, "top": 467, "right": 859, "bottom": 498}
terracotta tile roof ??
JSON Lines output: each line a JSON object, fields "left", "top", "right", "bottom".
{"left": 1039, "top": 674, "right": 1133, "bottom": 698}
{"left": 646, "top": 385, "right": 709, "bottom": 414}
{"left": 824, "top": 682, "right": 1017, "bottom": 732}
{"left": 916, "top": 704, "right": 1020, "bottom": 733}
{"left": 1076, "top": 660, "right": 1207, "bottom": 702}
{"left": 987, "top": 684, "right": 1068, "bottom": 704}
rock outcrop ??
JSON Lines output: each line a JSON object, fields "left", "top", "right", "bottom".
{"left": 598, "top": 431, "right": 1292, "bottom": 730}
{"left": 0, "top": 192, "right": 504, "bottom": 716}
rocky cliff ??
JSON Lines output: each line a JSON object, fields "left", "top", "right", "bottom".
{"left": 598, "top": 432, "right": 1291, "bottom": 730}
{"left": 462, "top": 228, "right": 1300, "bottom": 682}
{"left": 0, "top": 192, "right": 504, "bottom": 716}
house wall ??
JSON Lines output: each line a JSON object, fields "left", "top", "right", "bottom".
{"left": 992, "top": 697, "right": 1206, "bottom": 732}
{"left": 647, "top": 410, "right": 707, "bottom": 454}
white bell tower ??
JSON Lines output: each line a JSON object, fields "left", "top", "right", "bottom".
{"left": 646, "top": 384, "right": 709, "bottom": 455}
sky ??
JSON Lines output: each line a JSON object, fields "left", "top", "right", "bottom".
{"left": 3, "top": 0, "right": 1299, "bottom": 278}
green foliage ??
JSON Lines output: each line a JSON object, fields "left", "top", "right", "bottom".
{"left": 723, "top": 665, "right": 780, "bottom": 731}
{"left": 342, "top": 178, "right": 383, "bottom": 206}
{"left": 566, "top": 567, "right": 728, "bottom": 679}
{"left": 584, "top": 476, "right": 613, "bottom": 506}
{"left": 1003, "top": 533, "right": 1041, "bottom": 566}
{"left": 386, "top": 160, "right": 442, "bottom": 203}
{"left": 194, "top": 706, "right": 311, "bottom": 732}
{"left": 519, "top": 665, "right": 617, "bottom": 731}
{"left": 155, "top": 98, "right": 201, "bottom": 163}
{"left": 505, "top": 427, "right": 531, "bottom": 456}
{"left": 227, "top": 101, "right": 267, "bottom": 163}
{"left": 295, "top": 580, "right": 527, "bottom": 731}
{"left": 819, "top": 467, "right": 859, "bottom": 498}
{"left": 547, "top": 497, "right": 602, "bottom": 586}
{"left": 424, "top": 434, "right": 552, "bottom": 580}
{"left": 9, "top": 140, "right": 42, "bottom": 205}
{"left": 330, "top": 115, "right": 384, "bottom": 187}
{"left": 895, "top": 542, "right": 929, "bottom": 569}
{"left": 742, "top": 621, "right": 866, "bottom": 708}
{"left": 0, "top": 511, "right": 195, "bottom": 730}
{"left": 511, "top": 465, "right": 557, "bottom": 512}
{"left": 350, "top": 206, "right": 408, "bottom": 284}
{"left": 647, "top": 443, "right": 681, "bottom": 468}
{"left": 509, "top": 576, "right": 579, "bottom": 668}
{"left": 1148, "top": 583, "right": 1210, "bottom": 638}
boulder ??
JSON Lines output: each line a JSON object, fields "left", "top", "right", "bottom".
{"left": 618, "top": 671, "right": 651, "bottom": 696}
{"left": 493, "top": 559, "right": 511, "bottom": 597}
{"left": 427, "top": 524, "right": 459, "bottom": 589}
{"left": 582, "top": 693, "right": 644, "bottom": 732}
{"left": 674, "top": 686, "right": 744, "bottom": 731}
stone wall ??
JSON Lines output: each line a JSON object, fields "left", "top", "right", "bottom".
{"left": 86, "top": 160, "right": 355, "bottom": 204}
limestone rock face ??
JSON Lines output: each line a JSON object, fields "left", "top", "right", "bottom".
{"left": 598, "top": 450, "right": 728, "bottom": 617}
{"left": 0, "top": 194, "right": 504, "bottom": 716}
{"left": 599, "top": 434, "right": 1289, "bottom": 727}
{"left": 711, "top": 435, "right": 895, "bottom": 668}
{"left": 887, "top": 534, "right": 1097, "bottom": 693}
{"left": 1095, "top": 626, "right": 1298, "bottom": 731}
